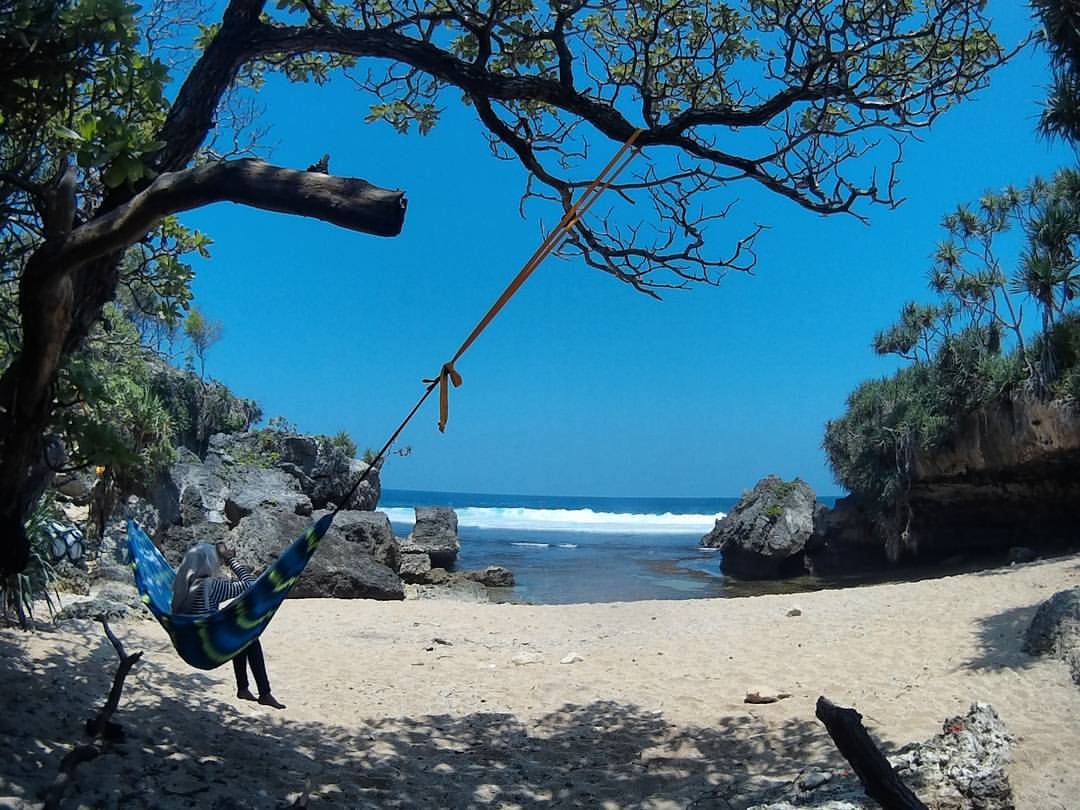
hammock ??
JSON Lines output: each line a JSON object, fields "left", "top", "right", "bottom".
{"left": 127, "top": 513, "right": 333, "bottom": 670}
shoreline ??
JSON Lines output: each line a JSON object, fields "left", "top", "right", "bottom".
{"left": 2, "top": 554, "right": 1078, "bottom": 808}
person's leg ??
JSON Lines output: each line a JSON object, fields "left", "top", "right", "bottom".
{"left": 233, "top": 651, "right": 256, "bottom": 701}
{"left": 246, "top": 641, "right": 285, "bottom": 709}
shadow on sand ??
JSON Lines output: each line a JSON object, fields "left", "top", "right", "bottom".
{"left": 961, "top": 601, "right": 1042, "bottom": 672}
{"left": 0, "top": 627, "right": 851, "bottom": 810}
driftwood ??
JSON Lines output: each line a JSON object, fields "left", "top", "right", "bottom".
{"left": 43, "top": 617, "right": 142, "bottom": 810}
{"left": 815, "top": 696, "right": 928, "bottom": 810}
{"left": 85, "top": 616, "right": 143, "bottom": 738}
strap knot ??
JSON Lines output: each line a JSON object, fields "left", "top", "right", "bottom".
{"left": 425, "top": 362, "right": 462, "bottom": 433}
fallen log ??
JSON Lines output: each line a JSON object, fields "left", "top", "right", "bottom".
{"left": 815, "top": 696, "right": 927, "bottom": 810}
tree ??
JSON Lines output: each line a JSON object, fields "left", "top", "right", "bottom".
{"left": 182, "top": 306, "right": 223, "bottom": 380}
{"left": 0, "top": 0, "right": 1015, "bottom": 572}
{"left": 1034, "top": 0, "right": 1080, "bottom": 141}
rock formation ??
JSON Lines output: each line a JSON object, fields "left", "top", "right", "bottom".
{"left": 402, "top": 506, "right": 460, "bottom": 568}
{"left": 702, "top": 476, "right": 816, "bottom": 579}
{"left": 902, "top": 397, "right": 1080, "bottom": 556}
{"left": 49, "top": 409, "right": 520, "bottom": 603}
{"left": 815, "top": 396, "right": 1080, "bottom": 570}
{"left": 229, "top": 508, "right": 403, "bottom": 600}
{"left": 462, "top": 566, "right": 515, "bottom": 587}
{"left": 1024, "top": 587, "right": 1080, "bottom": 686}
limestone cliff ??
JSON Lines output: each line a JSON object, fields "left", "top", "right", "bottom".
{"left": 814, "top": 395, "right": 1080, "bottom": 570}
{"left": 904, "top": 395, "right": 1080, "bottom": 555}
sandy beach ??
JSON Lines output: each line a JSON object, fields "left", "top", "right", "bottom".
{"left": 2, "top": 555, "right": 1078, "bottom": 809}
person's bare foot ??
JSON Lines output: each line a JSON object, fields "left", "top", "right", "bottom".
{"left": 258, "top": 693, "right": 286, "bottom": 710}
{"left": 236, "top": 688, "right": 257, "bottom": 702}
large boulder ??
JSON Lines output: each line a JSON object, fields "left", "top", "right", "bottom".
{"left": 403, "top": 507, "right": 460, "bottom": 568}
{"left": 157, "top": 522, "right": 232, "bottom": 567}
{"left": 229, "top": 508, "right": 403, "bottom": 600}
{"left": 223, "top": 466, "right": 312, "bottom": 527}
{"left": 326, "top": 509, "right": 399, "bottom": 571}
{"left": 399, "top": 552, "right": 432, "bottom": 583}
{"left": 702, "top": 476, "right": 815, "bottom": 579}
{"left": 1024, "top": 587, "right": 1080, "bottom": 685}
{"left": 276, "top": 435, "right": 380, "bottom": 511}
{"left": 805, "top": 495, "right": 893, "bottom": 577}
{"left": 149, "top": 449, "right": 230, "bottom": 528}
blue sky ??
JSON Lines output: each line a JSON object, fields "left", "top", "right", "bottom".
{"left": 182, "top": 2, "right": 1072, "bottom": 498}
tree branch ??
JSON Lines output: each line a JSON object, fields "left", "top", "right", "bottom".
{"left": 86, "top": 617, "right": 143, "bottom": 739}
{"left": 152, "top": 0, "right": 269, "bottom": 173}
{"left": 54, "top": 159, "right": 406, "bottom": 274}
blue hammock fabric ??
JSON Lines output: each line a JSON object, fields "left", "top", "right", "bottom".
{"left": 127, "top": 513, "right": 334, "bottom": 670}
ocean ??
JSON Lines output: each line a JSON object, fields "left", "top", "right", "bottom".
{"left": 380, "top": 489, "right": 837, "bottom": 604}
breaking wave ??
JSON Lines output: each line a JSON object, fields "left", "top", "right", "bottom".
{"left": 382, "top": 506, "right": 723, "bottom": 534}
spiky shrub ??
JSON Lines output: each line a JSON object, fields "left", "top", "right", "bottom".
{"left": 1, "top": 496, "right": 60, "bottom": 629}
{"left": 327, "top": 431, "right": 358, "bottom": 459}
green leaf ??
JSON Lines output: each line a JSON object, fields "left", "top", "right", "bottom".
{"left": 102, "top": 161, "right": 127, "bottom": 188}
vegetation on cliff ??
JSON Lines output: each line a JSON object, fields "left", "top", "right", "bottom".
{"left": 825, "top": 170, "right": 1080, "bottom": 510}
{"left": 824, "top": 0, "right": 1080, "bottom": 550}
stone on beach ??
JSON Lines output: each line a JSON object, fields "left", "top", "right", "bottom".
{"left": 751, "top": 703, "right": 1014, "bottom": 810}
{"left": 399, "top": 551, "right": 433, "bottom": 583}
{"left": 744, "top": 687, "right": 792, "bottom": 704}
{"left": 512, "top": 651, "right": 544, "bottom": 666}
{"left": 1023, "top": 587, "right": 1080, "bottom": 685}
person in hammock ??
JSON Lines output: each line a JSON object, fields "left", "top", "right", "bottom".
{"left": 171, "top": 542, "right": 287, "bottom": 709}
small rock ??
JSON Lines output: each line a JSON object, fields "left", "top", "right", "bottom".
{"left": 796, "top": 770, "right": 832, "bottom": 791}
{"left": 511, "top": 651, "right": 543, "bottom": 666}
{"left": 786, "top": 607, "right": 802, "bottom": 617}
{"left": 560, "top": 653, "right": 584, "bottom": 665}
{"left": 744, "top": 688, "right": 792, "bottom": 704}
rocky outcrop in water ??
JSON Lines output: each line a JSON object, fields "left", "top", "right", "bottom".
{"left": 402, "top": 506, "right": 460, "bottom": 568}
{"left": 463, "top": 566, "right": 515, "bottom": 587}
{"left": 701, "top": 476, "right": 816, "bottom": 579}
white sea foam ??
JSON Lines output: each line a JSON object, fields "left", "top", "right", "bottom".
{"left": 382, "top": 506, "right": 724, "bottom": 534}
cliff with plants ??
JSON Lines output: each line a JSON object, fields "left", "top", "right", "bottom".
{"left": 822, "top": 171, "right": 1080, "bottom": 564}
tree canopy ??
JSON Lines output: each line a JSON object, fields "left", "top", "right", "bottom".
{"left": 0, "top": 0, "right": 1015, "bottom": 572}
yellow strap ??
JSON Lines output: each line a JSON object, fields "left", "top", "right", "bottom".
{"left": 430, "top": 128, "right": 644, "bottom": 432}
